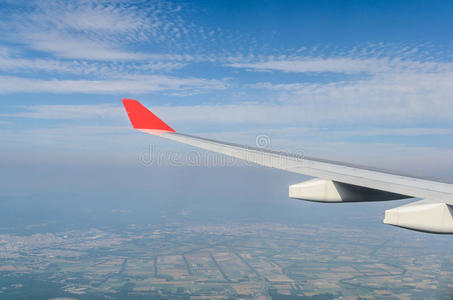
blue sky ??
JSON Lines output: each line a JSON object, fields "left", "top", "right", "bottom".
{"left": 1, "top": 0, "right": 453, "bottom": 178}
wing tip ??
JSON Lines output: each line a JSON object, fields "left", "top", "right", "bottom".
{"left": 122, "top": 98, "right": 139, "bottom": 105}
{"left": 122, "top": 98, "right": 175, "bottom": 133}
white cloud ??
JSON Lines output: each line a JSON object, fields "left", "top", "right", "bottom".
{"left": 229, "top": 58, "right": 386, "bottom": 74}
{"left": 228, "top": 57, "right": 453, "bottom": 74}
{"left": 312, "top": 127, "right": 453, "bottom": 137}
{"left": 236, "top": 57, "right": 453, "bottom": 124}
{"left": 0, "top": 52, "right": 97, "bottom": 74}
{"left": 0, "top": 48, "right": 189, "bottom": 76}
{"left": 283, "top": 72, "right": 453, "bottom": 122}
{"left": 23, "top": 32, "right": 149, "bottom": 61}
{"left": 5, "top": 103, "right": 334, "bottom": 124}
{"left": 0, "top": 75, "right": 227, "bottom": 94}
{"left": 2, "top": 0, "right": 192, "bottom": 61}
{"left": 34, "top": 1, "right": 146, "bottom": 33}
{"left": 3, "top": 104, "right": 122, "bottom": 120}
{"left": 7, "top": 98, "right": 453, "bottom": 129}
{"left": 2, "top": 47, "right": 453, "bottom": 125}
{"left": 153, "top": 101, "right": 453, "bottom": 125}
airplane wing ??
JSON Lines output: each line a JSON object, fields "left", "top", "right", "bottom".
{"left": 122, "top": 99, "right": 453, "bottom": 234}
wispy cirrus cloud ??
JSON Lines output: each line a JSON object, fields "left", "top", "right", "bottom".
{"left": 22, "top": 32, "right": 149, "bottom": 61}
{"left": 227, "top": 55, "right": 453, "bottom": 74}
{"left": 9, "top": 103, "right": 453, "bottom": 136}
{"left": 228, "top": 57, "right": 388, "bottom": 74}
{"left": 32, "top": 1, "right": 149, "bottom": 34}
{"left": 0, "top": 50, "right": 188, "bottom": 76}
{"left": 247, "top": 70, "right": 453, "bottom": 117}
{"left": 1, "top": 0, "right": 190, "bottom": 60}
{"left": 0, "top": 75, "right": 227, "bottom": 94}
{"left": 2, "top": 104, "right": 122, "bottom": 120}
{"left": 6, "top": 104, "right": 453, "bottom": 142}
{"left": 5, "top": 93, "right": 453, "bottom": 127}
{"left": 1, "top": 0, "right": 453, "bottom": 151}
{"left": 226, "top": 51, "right": 453, "bottom": 126}
{"left": 2, "top": 46, "right": 453, "bottom": 126}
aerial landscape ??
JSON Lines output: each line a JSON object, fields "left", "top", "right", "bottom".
{"left": 1, "top": 0, "right": 453, "bottom": 299}
{"left": 0, "top": 220, "right": 452, "bottom": 299}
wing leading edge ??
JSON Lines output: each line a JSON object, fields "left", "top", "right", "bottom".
{"left": 122, "top": 99, "right": 453, "bottom": 234}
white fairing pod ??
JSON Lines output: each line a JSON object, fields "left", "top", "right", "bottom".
{"left": 289, "top": 179, "right": 343, "bottom": 202}
{"left": 289, "top": 179, "right": 409, "bottom": 203}
{"left": 384, "top": 201, "right": 453, "bottom": 234}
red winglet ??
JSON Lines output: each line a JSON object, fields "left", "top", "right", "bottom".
{"left": 122, "top": 99, "right": 175, "bottom": 132}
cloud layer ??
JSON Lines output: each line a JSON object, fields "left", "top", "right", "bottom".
{"left": 1, "top": 0, "right": 453, "bottom": 174}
